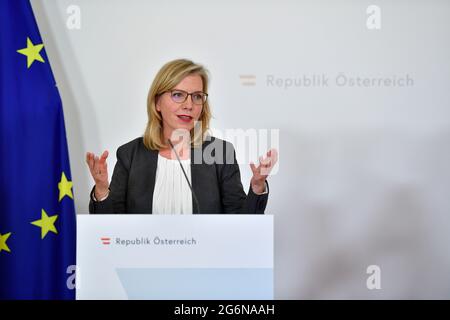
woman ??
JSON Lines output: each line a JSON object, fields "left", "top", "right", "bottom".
{"left": 86, "top": 59, "right": 278, "bottom": 214}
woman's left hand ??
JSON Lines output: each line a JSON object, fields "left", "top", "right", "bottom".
{"left": 250, "top": 148, "right": 279, "bottom": 194}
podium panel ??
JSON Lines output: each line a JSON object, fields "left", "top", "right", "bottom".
{"left": 76, "top": 215, "right": 273, "bottom": 300}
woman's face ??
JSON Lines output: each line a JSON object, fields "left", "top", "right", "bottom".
{"left": 156, "top": 74, "right": 204, "bottom": 136}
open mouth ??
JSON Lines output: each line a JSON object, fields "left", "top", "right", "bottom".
{"left": 177, "top": 115, "right": 193, "bottom": 122}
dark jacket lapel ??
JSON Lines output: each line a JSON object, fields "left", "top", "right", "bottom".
{"left": 190, "top": 145, "right": 202, "bottom": 214}
{"left": 145, "top": 148, "right": 158, "bottom": 212}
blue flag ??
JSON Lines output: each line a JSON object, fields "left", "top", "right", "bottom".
{"left": 0, "top": 0, "right": 76, "bottom": 299}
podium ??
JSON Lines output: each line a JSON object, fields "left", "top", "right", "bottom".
{"left": 76, "top": 215, "right": 273, "bottom": 300}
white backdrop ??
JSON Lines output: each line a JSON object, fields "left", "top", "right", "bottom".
{"left": 31, "top": 0, "right": 450, "bottom": 299}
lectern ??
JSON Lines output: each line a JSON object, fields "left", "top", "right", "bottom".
{"left": 76, "top": 215, "right": 273, "bottom": 300}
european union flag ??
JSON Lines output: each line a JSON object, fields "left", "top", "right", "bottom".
{"left": 0, "top": 0, "right": 76, "bottom": 299}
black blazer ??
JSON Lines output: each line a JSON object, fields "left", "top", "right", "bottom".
{"left": 89, "top": 136, "right": 269, "bottom": 214}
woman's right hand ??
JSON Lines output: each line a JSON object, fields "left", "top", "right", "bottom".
{"left": 86, "top": 150, "right": 110, "bottom": 199}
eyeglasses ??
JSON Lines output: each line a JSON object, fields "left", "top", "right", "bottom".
{"left": 162, "top": 89, "right": 208, "bottom": 105}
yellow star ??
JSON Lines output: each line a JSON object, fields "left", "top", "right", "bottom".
{"left": 17, "top": 37, "right": 45, "bottom": 68}
{"left": 58, "top": 172, "right": 73, "bottom": 202}
{"left": 0, "top": 232, "right": 12, "bottom": 253}
{"left": 31, "top": 209, "right": 58, "bottom": 239}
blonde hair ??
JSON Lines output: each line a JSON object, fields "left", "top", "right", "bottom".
{"left": 143, "top": 59, "right": 212, "bottom": 150}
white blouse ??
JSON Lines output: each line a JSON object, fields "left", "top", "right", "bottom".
{"left": 152, "top": 154, "right": 193, "bottom": 215}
